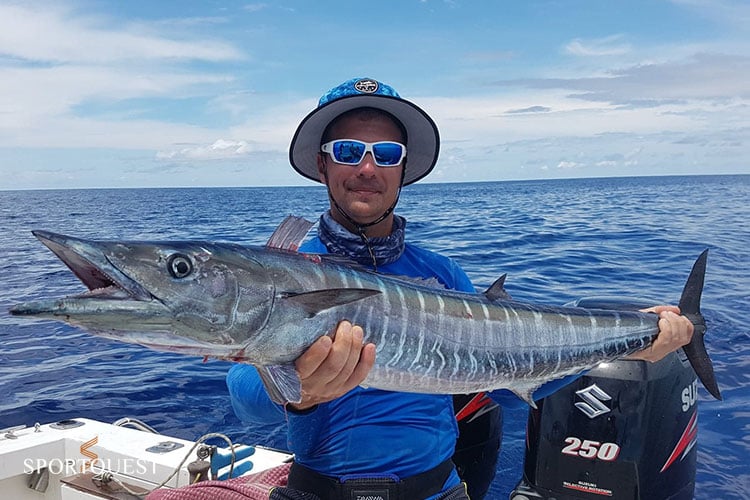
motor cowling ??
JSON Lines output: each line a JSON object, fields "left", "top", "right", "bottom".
{"left": 511, "top": 298, "right": 699, "bottom": 500}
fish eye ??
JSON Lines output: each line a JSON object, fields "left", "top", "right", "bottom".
{"left": 167, "top": 254, "right": 193, "bottom": 279}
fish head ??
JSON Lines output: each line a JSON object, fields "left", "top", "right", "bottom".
{"left": 11, "top": 231, "right": 277, "bottom": 359}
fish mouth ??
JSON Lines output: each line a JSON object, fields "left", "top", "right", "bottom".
{"left": 10, "top": 231, "right": 244, "bottom": 358}
{"left": 10, "top": 230, "right": 158, "bottom": 317}
{"left": 35, "top": 230, "right": 153, "bottom": 301}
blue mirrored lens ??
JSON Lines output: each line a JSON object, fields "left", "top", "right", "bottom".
{"left": 333, "top": 141, "right": 365, "bottom": 164}
{"left": 372, "top": 143, "right": 403, "bottom": 166}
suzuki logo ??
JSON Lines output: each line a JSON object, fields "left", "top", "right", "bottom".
{"left": 575, "top": 384, "right": 612, "bottom": 419}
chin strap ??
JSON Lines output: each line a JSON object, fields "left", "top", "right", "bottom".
{"left": 321, "top": 160, "right": 406, "bottom": 272}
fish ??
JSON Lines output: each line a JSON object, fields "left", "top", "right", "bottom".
{"left": 10, "top": 216, "right": 721, "bottom": 405}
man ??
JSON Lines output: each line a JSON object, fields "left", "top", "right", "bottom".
{"left": 227, "top": 77, "right": 694, "bottom": 500}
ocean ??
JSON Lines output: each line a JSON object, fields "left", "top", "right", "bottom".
{"left": 1, "top": 175, "right": 748, "bottom": 499}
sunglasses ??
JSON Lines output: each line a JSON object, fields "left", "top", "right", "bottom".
{"left": 320, "top": 139, "right": 406, "bottom": 167}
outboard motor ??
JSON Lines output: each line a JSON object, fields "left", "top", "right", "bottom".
{"left": 510, "top": 298, "right": 700, "bottom": 500}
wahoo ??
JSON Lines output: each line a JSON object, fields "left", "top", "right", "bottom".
{"left": 10, "top": 217, "right": 721, "bottom": 405}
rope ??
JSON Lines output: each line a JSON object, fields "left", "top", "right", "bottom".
{"left": 91, "top": 432, "right": 236, "bottom": 498}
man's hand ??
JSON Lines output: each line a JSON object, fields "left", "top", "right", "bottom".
{"left": 626, "top": 305, "right": 694, "bottom": 362}
{"left": 287, "top": 321, "right": 376, "bottom": 411}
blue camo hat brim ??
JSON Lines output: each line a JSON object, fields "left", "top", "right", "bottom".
{"left": 289, "top": 78, "right": 440, "bottom": 186}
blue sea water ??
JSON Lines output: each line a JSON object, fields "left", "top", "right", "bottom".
{"left": 0, "top": 175, "right": 748, "bottom": 499}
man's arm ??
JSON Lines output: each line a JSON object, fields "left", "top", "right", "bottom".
{"left": 226, "top": 364, "right": 287, "bottom": 423}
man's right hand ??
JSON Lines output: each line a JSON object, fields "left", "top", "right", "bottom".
{"left": 287, "top": 321, "right": 376, "bottom": 411}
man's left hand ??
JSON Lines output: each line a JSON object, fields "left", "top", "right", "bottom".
{"left": 626, "top": 306, "right": 694, "bottom": 362}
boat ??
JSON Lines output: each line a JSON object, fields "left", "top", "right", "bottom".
{"left": 0, "top": 416, "right": 292, "bottom": 499}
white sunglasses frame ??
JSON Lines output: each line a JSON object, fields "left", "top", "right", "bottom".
{"left": 320, "top": 139, "right": 407, "bottom": 167}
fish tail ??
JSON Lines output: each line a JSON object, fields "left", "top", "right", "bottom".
{"left": 679, "top": 249, "right": 721, "bottom": 400}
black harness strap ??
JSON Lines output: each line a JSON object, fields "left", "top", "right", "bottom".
{"left": 287, "top": 459, "right": 454, "bottom": 500}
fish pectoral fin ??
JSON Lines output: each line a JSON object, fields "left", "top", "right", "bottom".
{"left": 256, "top": 364, "right": 302, "bottom": 405}
{"left": 281, "top": 288, "right": 381, "bottom": 317}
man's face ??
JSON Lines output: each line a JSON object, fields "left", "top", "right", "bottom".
{"left": 317, "top": 112, "right": 405, "bottom": 235}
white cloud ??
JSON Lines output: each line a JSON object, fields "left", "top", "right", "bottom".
{"left": 506, "top": 105, "right": 551, "bottom": 114}
{"left": 0, "top": 65, "right": 234, "bottom": 148}
{"left": 243, "top": 3, "right": 269, "bottom": 13}
{"left": 595, "top": 160, "right": 618, "bottom": 168}
{"left": 564, "top": 35, "right": 632, "bottom": 57}
{"left": 498, "top": 53, "right": 750, "bottom": 105}
{"left": 0, "top": 4, "right": 243, "bottom": 64}
{"left": 0, "top": 3, "right": 244, "bottom": 152}
{"left": 157, "top": 139, "right": 256, "bottom": 160}
{"left": 669, "top": 0, "right": 750, "bottom": 30}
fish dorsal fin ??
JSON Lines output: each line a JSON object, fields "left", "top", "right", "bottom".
{"left": 266, "top": 215, "right": 314, "bottom": 251}
{"left": 255, "top": 363, "right": 302, "bottom": 404}
{"left": 484, "top": 274, "right": 512, "bottom": 301}
{"left": 281, "top": 288, "right": 381, "bottom": 317}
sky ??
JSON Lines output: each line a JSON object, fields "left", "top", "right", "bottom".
{"left": 1, "top": 0, "right": 748, "bottom": 190}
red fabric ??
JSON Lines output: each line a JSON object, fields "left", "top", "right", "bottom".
{"left": 146, "top": 463, "right": 291, "bottom": 500}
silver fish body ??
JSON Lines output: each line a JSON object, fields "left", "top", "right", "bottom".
{"left": 10, "top": 218, "right": 720, "bottom": 404}
{"left": 265, "top": 256, "right": 659, "bottom": 399}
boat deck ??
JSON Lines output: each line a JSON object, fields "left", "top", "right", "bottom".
{"left": 0, "top": 418, "right": 292, "bottom": 499}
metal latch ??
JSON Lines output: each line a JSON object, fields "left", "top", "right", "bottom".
{"left": 146, "top": 441, "right": 184, "bottom": 453}
{"left": 50, "top": 419, "right": 85, "bottom": 430}
{"left": 1, "top": 424, "right": 26, "bottom": 439}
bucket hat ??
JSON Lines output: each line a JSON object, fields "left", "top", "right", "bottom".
{"left": 289, "top": 77, "right": 439, "bottom": 185}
